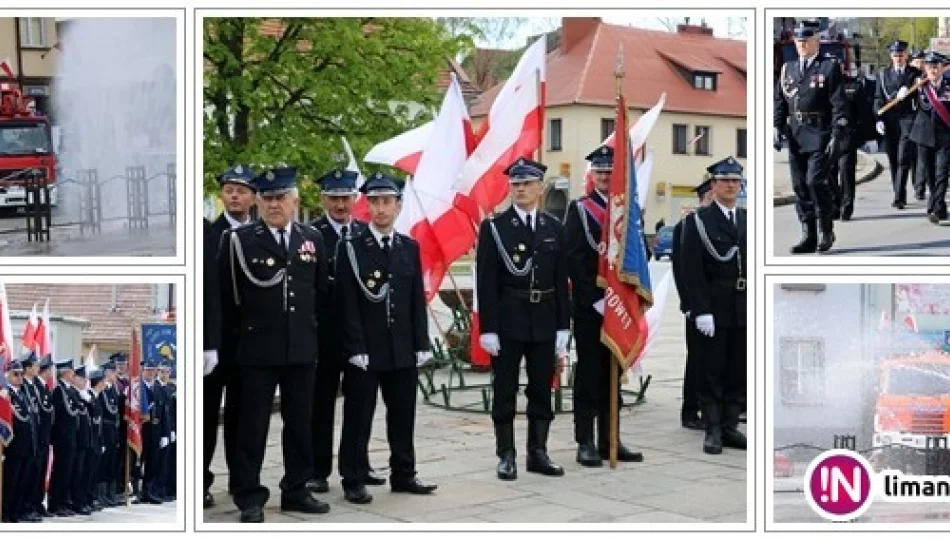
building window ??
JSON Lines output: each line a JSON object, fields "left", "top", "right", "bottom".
{"left": 20, "top": 18, "right": 48, "bottom": 48}
{"left": 780, "top": 338, "right": 826, "bottom": 406}
{"left": 600, "top": 118, "right": 615, "bottom": 142}
{"left": 672, "top": 124, "right": 688, "bottom": 155}
{"left": 549, "top": 118, "right": 562, "bottom": 151}
{"left": 737, "top": 128, "right": 747, "bottom": 158}
{"left": 693, "top": 72, "right": 717, "bottom": 91}
{"left": 695, "top": 126, "right": 711, "bottom": 156}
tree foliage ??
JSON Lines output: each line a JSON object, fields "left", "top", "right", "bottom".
{"left": 856, "top": 17, "right": 939, "bottom": 69}
{"left": 203, "top": 17, "right": 470, "bottom": 205}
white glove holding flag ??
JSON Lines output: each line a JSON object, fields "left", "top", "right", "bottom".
{"left": 171, "top": 431, "right": 176, "bottom": 443}
{"left": 695, "top": 314, "right": 715, "bottom": 338}
{"left": 876, "top": 121, "right": 885, "bottom": 136}
{"left": 203, "top": 350, "right": 219, "bottom": 376}
{"left": 480, "top": 333, "right": 500, "bottom": 356}
{"left": 555, "top": 330, "right": 570, "bottom": 355}
{"left": 897, "top": 86, "right": 909, "bottom": 101}
{"left": 416, "top": 351, "right": 432, "bottom": 367}
{"left": 348, "top": 354, "right": 369, "bottom": 371}
{"left": 160, "top": 437, "right": 169, "bottom": 449}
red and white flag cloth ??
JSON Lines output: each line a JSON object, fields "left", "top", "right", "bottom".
{"left": 468, "top": 259, "right": 490, "bottom": 368}
{"left": 584, "top": 93, "right": 666, "bottom": 194}
{"left": 0, "top": 283, "right": 14, "bottom": 372}
{"left": 0, "top": 58, "right": 14, "bottom": 78}
{"left": 453, "top": 37, "right": 547, "bottom": 220}
{"left": 342, "top": 136, "right": 371, "bottom": 222}
{"left": 364, "top": 122, "right": 434, "bottom": 177}
{"left": 904, "top": 313, "right": 919, "bottom": 333}
{"left": 392, "top": 75, "right": 477, "bottom": 300}
{"left": 36, "top": 298, "right": 52, "bottom": 358}
{"left": 632, "top": 270, "right": 672, "bottom": 367}
{"left": 21, "top": 302, "right": 38, "bottom": 352}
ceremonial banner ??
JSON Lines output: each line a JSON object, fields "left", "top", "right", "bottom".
{"left": 142, "top": 322, "right": 177, "bottom": 377}
{"left": 126, "top": 327, "right": 143, "bottom": 456}
{"left": 598, "top": 91, "right": 653, "bottom": 370}
{"left": 0, "top": 390, "right": 12, "bottom": 447}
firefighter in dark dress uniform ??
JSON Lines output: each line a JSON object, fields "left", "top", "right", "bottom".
{"left": 308, "top": 168, "right": 384, "bottom": 496}
{"left": 679, "top": 157, "right": 748, "bottom": 455}
{"left": 672, "top": 179, "right": 714, "bottom": 431}
{"left": 220, "top": 166, "right": 331, "bottom": 523}
{"left": 83, "top": 368, "right": 106, "bottom": 512}
{"left": 476, "top": 157, "right": 571, "bottom": 480}
{"left": 19, "top": 353, "right": 49, "bottom": 520}
{"left": 48, "top": 359, "right": 81, "bottom": 516}
{"left": 336, "top": 172, "right": 437, "bottom": 504}
{"left": 112, "top": 353, "right": 131, "bottom": 502}
{"left": 204, "top": 164, "right": 256, "bottom": 508}
{"left": 2, "top": 361, "right": 39, "bottom": 523}
{"left": 874, "top": 40, "right": 923, "bottom": 207}
{"left": 30, "top": 356, "right": 55, "bottom": 517}
{"left": 909, "top": 51, "right": 950, "bottom": 224}
{"left": 70, "top": 365, "right": 92, "bottom": 515}
{"left": 140, "top": 361, "right": 164, "bottom": 505}
{"left": 830, "top": 66, "right": 876, "bottom": 220}
{"left": 158, "top": 361, "right": 177, "bottom": 501}
{"left": 774, "top": 19, "right": 847, "bottom": 254}
{"left": 98, "top": 359, "right": 121, "bottom": 507}
{"left": 565, "top": 145, "right": 643, "bottom": 467}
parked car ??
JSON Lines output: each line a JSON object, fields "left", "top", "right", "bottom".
{"left": 653, "top": 225, "right": 675, "bottom": 260}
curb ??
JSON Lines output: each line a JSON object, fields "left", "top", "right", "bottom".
{"left": 773, "top": 152, "right": 883, "bottom": 207}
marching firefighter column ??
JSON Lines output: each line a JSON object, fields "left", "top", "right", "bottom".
{"left": 908, "top": 52, "right": 950, "bottom": 225}
{"left": 476, "top": 157, "right": 571, "bottom": 481}
{"left": 680, "top": 157, "right": 748, "bottom": 456}
{"left": 220, "top": 166, "right": 331, "bottom": 523}
{"left": 874, "top": 40, "right": 922, "bottom": 207}
{"left": 336, "top": 172, "right": 437, "bottom": 505}
{"left": 564, "top": 145, "right": 643, "bottom": 467}
{"left": 774, "top": 19, "right": 847, "bottom": 254}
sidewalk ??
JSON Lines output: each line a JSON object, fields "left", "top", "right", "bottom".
{"left": 773, "top": 149, "right": 882, "bottom": 206}
{"left": 203, "top": 263, "right": 749, "bottom": 525}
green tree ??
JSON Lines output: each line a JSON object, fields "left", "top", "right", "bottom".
{"left": 856, "top": 17, "right": 938, "bottom": 69}
{"left": 203, "top": 17, "right": 470, "bottom": 206}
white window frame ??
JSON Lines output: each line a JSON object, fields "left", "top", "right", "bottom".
{"left": 20, "top": 17, "right": 49, "bottom": 48}
{"left": 780, "top": 337, "right": 826, "bottom": 406}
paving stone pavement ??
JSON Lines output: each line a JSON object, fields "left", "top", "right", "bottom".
{"left": 203, "top": 262, "right": 749, "bottom": 525}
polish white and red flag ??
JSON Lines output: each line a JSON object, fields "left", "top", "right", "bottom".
{"left": 342, "top": 136, "right": 372, "bottom": 222}
{"left": 453, "top": 37, "right": 547, "bottom": 220}
{"left": 0, "top": 283, "right": 14, "bottom": 372}
{"left": 35, "top": 299, "right": 52, "bottom": 358}
{"left": 21, "top": 302, "right": 38, "bottom": 352}
{"left": 0, "top": 58, "right": 14, "bottom": 79}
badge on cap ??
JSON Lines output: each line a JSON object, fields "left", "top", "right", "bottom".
{"left": 266, "top": 257, "right": 275, "bottom": 267}
{"left": 513, "top": 254, "right": 521, "bottom": 263}
{"left": 266, "top": 171, "right": 275, "bottom": 181}
{"left": 235, "top": 165, "right": 243, "bottom": 174}
{"left": 367, "top": 279, "right": 376, "bottom": 288}
{"left": 335, "top": 170, "right": 342, "bottom": 178}
{"left": 373, "top": 270, "right": 381, "bottom": 278}
{"left": 518, "top": 244, "right": 525, "bottom": 251}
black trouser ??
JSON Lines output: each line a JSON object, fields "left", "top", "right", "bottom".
{"left": 827, "top": 148, "right": 858, "bottom": 211}
{"left": 884, "top": 119, "right": 916, "bottom": 203}
{"left": 682, "top": 317, "right": 702, "bottom": 421}
{"left": 166, "top": 441, "right": 177, "bottom": 498}
{"left": 572, "top": 311, "right": 616, "bottom": 440}
{"left": 203, "top": 362, "right": 240, "bottom": 494}
{"left": 231, "top": 364, "right": 315, "bottom": 511}
{"left": 29, "top": 443, "right": 48, "bottom": 511}
{"left": 98, "top": 433, "right": 116, "bottom": 483}
{"left": 492, "top": 338, "right": 556, "bottom": 425}
{"left": 696, "top": 323, "right": 747, "bottom": 430}
{"left": 116, "top": 424, "right": 127, "bottom": 494}
{"left": 81, "top": 449, "right": 100, "bottom": 507}
{"left": 154, "top": 442, "right": 169, "bottom": 498}
{"left": 340, "top": 366, "right": 417, "bottom": 488}
{"left": 918, "top": 143, "right": 950, "bottom": 218}
{"left": 2, "top": 455, "right": 29, "bottom": 519}
{"left": 789, "top": 146, "right": 836, "bottom": 222}
{"left": 71, "top": 446, "right": 87, "bottom": 509}
{"left": 48, "top": 443, "right": 75, "bottom": 511}
{"left": 312, "top": 357, "right": 372, "bottom": 482}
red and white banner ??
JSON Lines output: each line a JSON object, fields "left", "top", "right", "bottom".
{"left": 584, "top": 93, "right": 666, "bottom": 194}
{"left": 365, "top": 122, "right": 433, "bottom": 177}
{"left": 0, "top": 58, "right": 14, "bottom": 79}
{"left": 342, "top": 136, "right": 371, "bottom": 222}
{"left": 21, "top": 302, "right": 38, "bottom": 352}
{"left": 468, "top": 259, "right": 490, "bottom": 368}
{"left": 453, "top": 37, "right": 547, "bottom": 219}
{"left": 0, "top": 284, "right": 14, "bottom": 371}
{"left": 126, "top": 327, "right": 143, "bottom": 456}
{"left": 36, "top": 299, "right": 52, "bottom": 358}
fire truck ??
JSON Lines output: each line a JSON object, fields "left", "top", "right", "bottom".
{"left": 0, "top": 82, "right": 58, "bottom": 209}
{"left": 871, "top": 352, "right": 950, "bottom": 473}
{"left": 773, "top": 17, "right": 861, "bottom": 79}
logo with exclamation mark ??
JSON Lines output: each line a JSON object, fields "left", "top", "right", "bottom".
{"left": 804, "top": 449, "right": 874, "bottom": 521}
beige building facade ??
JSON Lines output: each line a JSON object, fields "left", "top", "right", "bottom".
{"left": 0, "top": 17, "right": 60, "bottom": 115}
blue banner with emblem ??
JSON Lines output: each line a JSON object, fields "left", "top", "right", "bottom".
{"left": 141, "top": 323, "right": 177, "bottom": 378}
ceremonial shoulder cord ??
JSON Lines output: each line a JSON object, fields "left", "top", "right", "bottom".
{"left": 489, "top": 220, "right": 533, "bottom": 276}
{"left": 346, "top": 240, "right": 394, "bottom": 326}
{"left": 780, "top": 63, "right": 798, "bottom": 100}
{"left": 229, "top": 231, "right": 287, "bottom": 310}
{"left": 12, "top": 392, "right": 30, "bottom": 422}
{"left": 692, "top": 212, "right": 743, "bottom": 277}
{"left": 59, "top": 387, "right": 82, "bottom": 417}
{"left": 577, "top": 203, "right": 601, "bottom": 252}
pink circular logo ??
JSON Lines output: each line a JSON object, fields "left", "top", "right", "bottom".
{"left": 803, "top": 449, "right": 875, "bottom": 521}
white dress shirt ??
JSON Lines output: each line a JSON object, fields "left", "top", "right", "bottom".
{"left": 513, "top": 205, "right": 538, "bottom": 230}
{"left": 368, "top": 224, "right": 394, "bottom": 250}
{"left": 225, "top": 212, "right": 250, "bottom": 230}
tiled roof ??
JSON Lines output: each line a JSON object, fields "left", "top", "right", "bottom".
{"left": 471, "top": 19, "right": 746, "bottom": 118}
{"left": 5, "top": 284, "right": 158, "bottom": 343}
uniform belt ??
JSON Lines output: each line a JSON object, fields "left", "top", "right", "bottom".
{"left": 503, "top": 287, "right": 555, "bottom": 303}
{"left": 795, "top": 111, "right": 825, "bottom": 125}
{"left": 711, "top": 277, "right": 747, "bottom": 291}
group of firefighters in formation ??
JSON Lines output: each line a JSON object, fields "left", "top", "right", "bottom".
{"left": 2, "top": 353, "right": 178, "bottom": 523}
{"left": 202, "top": 143, "right": 748, "bottom": 523}
{"left": 775, "top": 19, "right": 949, "bottom": 255}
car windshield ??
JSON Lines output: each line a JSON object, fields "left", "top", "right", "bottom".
{"left": 0, "top": 122, "right": 51, "bottom": 155}
{"left": 885, "top": 363, "right": 950, "bottom": 396}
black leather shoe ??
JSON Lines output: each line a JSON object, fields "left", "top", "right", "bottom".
{"left": 497, "top": 452, "right": 517, "bottom": 480}
{"left": 363, "top": 469, "right": 386, "bottom": 486}
{"left": 203, "top": 492, "right": 215, "bottom": 508}
{"left": 600, "top": 442, "right": 644, "bottom": 462}
{"left": 916, "top": 192, "right": 927, "bottom": 201}
{"left": 722, "top": 427, "right": 747, "bottom": 450}
{"left": 391, "top": 477, "right": 437, "bottom": 495}
{"left": 817, "top": 219, "right": 835, "bottom": 253}
{"left": 307, "top": 478, "right": 330, "bottom": 493}
{"left": 527, "top": 450, "right": 565, "bottom": 476}
{"left": 841, "top": 206, "right": 853, "bottom": 221}
{"left": 682, "top": 417, "right": 705, "bottom": 430}
{"left": 576, "top": 442, "right": 603, "bottom": 467}
{"left": 704, "top": 428, "right": 723, "bottom": 455}
{"left": 343, "top": 484, "right": 373, "bottom": 504}
{"left": 893, "top": 201, "right": 906, "bottom": 210}
{"left": 72, "top": 505, "right": 92, "bottom": 516}
{"left": 240, "top": 506, "right": 264, "bottom": 523}
{"left": 929, "top": 213, "right": 940, "bottom": 224}
{"left": 23, "top": 512, "right": 42, "bottom": 522}
{"left": 281, "top": 493, "right": 331, "bottom": 514}
{"left": 789, "top": 220, "right": 818, "bottom": 254}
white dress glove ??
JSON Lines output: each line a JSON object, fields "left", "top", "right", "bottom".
{"left": 897, "top": 85, "right": 909, "bottom": 101}
{"left": 555, "top": 330, "right": 570, "bottom": 354}
{"left": 695, "top": 314, "right": 715, "bottom": 338}
{"left": 416, "top": 351, "right": 432, "bottom": 367}
{"left": 171, "top": 431, "right": 176, "bottom": 443}
{"left": 593, "top": 299, "right": 605, "bottom": 315}
{"left": 203, "top": 350, "right": 219, "bottom": 376}
{"left": 876, "top": 121, "right": 885, "bottom": 136}
{"left": 479, "top": 333, "right": 500, "bottom": 356}
{"left": 160, "top": 437, "right": 169, "bottom": 449}
{"left": 348, "top": 354, "right": 369, "bottom": 371}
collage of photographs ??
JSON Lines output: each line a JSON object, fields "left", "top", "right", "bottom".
{"left": 0, "top": 3, "right": 948, "bottom": 538}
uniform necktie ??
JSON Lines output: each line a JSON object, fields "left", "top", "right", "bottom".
{"left": 334, "top": 225, "right": 348, "bottom": 274}
{"left": 728, "top": 209, "right": 737, "bottom": 228}
{"left": 340, "top": 224, "right": 348, "bottom": 240}
{"left": 525, "top": 213, "right": 533, "bottom": 231}
{"left": 278, "top": 228, "right": 288, "bottom": 256}
{"left": 381, "top": 235, "right": 391, "bottom": 254}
